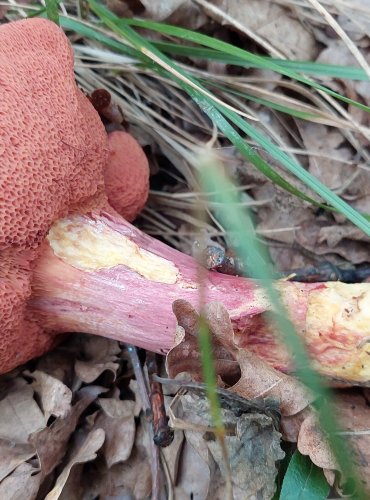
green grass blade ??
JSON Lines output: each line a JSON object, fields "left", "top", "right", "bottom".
{"left": 87, "top": 0, "right": 370, "bottom": 236}
{"left": 279, "top": 451, "right": 330, "bottom": 500}
{"left": 205, "top": 81, "right": 322, "bottom": 121}
{"left": 86, "top": 1, "right": 325, "bottom": 205}
{"left": 44, "top": 0, "right": 59, "bottom": 25}
{"left": 198, "top": 316, "right": 224, "bottom": 431}
{"left": 199, "top": 157, "right": 366, "bottom": 498}
{"left": 217, "top": 105, "right": 370, "bottom": 236}
{"left": 124, "top": 18, "right": 370, "bottom": 112}
{"left": 59, "top": 16, "right": 139, "bottom": 58}
{"left": 153, "top": 41, "right": 369, "bottom": 81}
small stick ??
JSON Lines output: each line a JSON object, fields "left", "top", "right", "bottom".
{"left": 146, "top": 352, "right": 174, "bottom": 448}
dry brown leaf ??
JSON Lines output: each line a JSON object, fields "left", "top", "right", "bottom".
{"left": 167, "top": 300, "right": 241, "bottom": 386}
{"left": 279, "top": 407, "right": 311, "bottom": 443}
{"left": 89, "top": 399, "right": 136, "bottom": 467}
{"left": 176, "top": 392, "right": 284, "bottom": 499}
{"left": 230, "top": 349, "right": 312, "bottom": 417}
{"left": 26, "top": 370, "right": 72, "bottom": 420}
{"left": 317, "top": 224, "right": 370, "bottom": 248}
{"left": 0, "top": 439, "right": 35, "bottom": 482}
{"left": 58, "top": 464, "right": 84, "bottom": 500}
{"left": 0, "top": 462, "right": 41, "bottom": 500}
{"left": 29, "top": 395, "right": 98, "bottom": 479}
{"left": 296, "top": 391, "right": 370, "bottom": 491}
{"left": 128, "top": 379, "right": 147, "bottom": 416}
{"left": 176, "top": 439, "right": 212, "bottom": 499}
{"left": 140, "top": 0, "right": 206, "bottom": 28}
{"left": 205, "top": 0, "right": 317, "bottom": 60}
{"left": 0, "top": 384, "right": 46, "bottom": 442}
{"left": 45, "top": 428, "right": 105, "bottom": 500}
{"left": 336, "top": 1, "right": 370, "bottom": 42}
{"left": 35, "top": 349, "right": 75, "bottom": 386}
{"left": 161, "top": 429, "right": 184, "bottom": 485}
{"left": 140, "top": 0, "right": 185, "bottom": 19}
{"left": 297, "top": 410, "right": 336, "bottom": 470}
{"left": 298, "top": 123, "right": 352, "bottom": 190}
{"left": 169, "top": 300, "right": 313, "bottom": 416}
{"left": 105, "top": 446, "right": 152, "bottom": 498}
{"left": 82, "top": 445, "right": 152, "bottom": 499}
{"left": 296, "top": 219, "right": 370, "bottom": 264}
{"left": 75, "top": 336, "right": 120, "bottom": 383}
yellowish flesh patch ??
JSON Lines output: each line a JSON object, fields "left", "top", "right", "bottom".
{"left": 47, "top": 216, "right": 179, "bottom": 284}
{"left": 307, "top": 282, "right": 370, "bottom": 382}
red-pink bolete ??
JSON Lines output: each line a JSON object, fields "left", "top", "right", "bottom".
{"left": 1, "top": 18, "right": 369, "bottom": 384}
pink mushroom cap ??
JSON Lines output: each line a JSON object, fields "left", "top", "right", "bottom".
{"left": 105, "top": 130, "right": 150, "bottom": 222}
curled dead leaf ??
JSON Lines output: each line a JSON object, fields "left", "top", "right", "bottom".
{"left": 91, "top": 399, "right": 136, "bottom": 467}
{"left": 169, "top": 300, "right": 313, "bottom": 416}
{"left": 45, "top": 428, "right": 105, "bottom": 500}
{"left": 168, "top": 300, "right": 241, "bottom": 386}
{"left": 0, "top": 384, "right": 46, "bottom": 443}
{"left": 29, "top": 393, "right": 101, "bottom": 479}
{"left": 26, "top": 370, "right": 72, "bottom": 420}
{"left": 296, "top": 391, "right": 370, "bottom": 492}
{"left": 74, "top": 336, "right": 120, "bottom": 383}
{"left": 0, "top": 462, "right": 41, "bottom": 500}
{"left": 0, "top": 439, "right": 35, "bottom": 482}
{"left": 173, "top": 392, "right": 284, "bottom": 498}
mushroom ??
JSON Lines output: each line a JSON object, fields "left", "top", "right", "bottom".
{"left": 1, "top": 18, "right": 370, "bottom": 384}
{"left": 105, "top": 130, "right": 150, "bottom": 221}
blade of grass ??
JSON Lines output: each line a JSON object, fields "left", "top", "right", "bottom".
{"left": 86, "top": 0, "right": 326, "bottom": 206}
{"left": 152, "top": 41, "right": 369, "bottom": 81}
{"left": 124, "top": 18, "right": 370, "bottom": 113}
{"left": 86, "top": 0, "right": 370, "bottom": 236}
{"left": 29, "top": 8, "right": 370, "bottom": 81}
{"left": 204, "top": 80, "right": 326, "bottom": 122}
{"left": 44, "top": 0, "right": 59, "bottom": 25}
{"left": 198, "top": 153, "right": 367, "bottom": 498}
{"left": 60, "top": 16, "right": 139, "bottom": 58}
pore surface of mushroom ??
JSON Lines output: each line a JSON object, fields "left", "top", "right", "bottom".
{"left": 1, "top": 19, "right": 370, "bottom": 383}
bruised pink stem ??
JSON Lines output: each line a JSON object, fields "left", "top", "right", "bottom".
{"left": 31, "top": 211, "right": 370, "bottom": 383}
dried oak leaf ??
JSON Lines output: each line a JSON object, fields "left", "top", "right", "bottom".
{"left": 167, "top": 300, "right": 241, "bottom": 386}
{"left": 81, "top": 423, "right": 152, "bottom": 500}
{"left": 230, "top": 349, "right": 312, "bottom": 417}
{"left": 206, "top": 0, "right": 317, "bottom": 60}
{"left": 100, "top": 446, "right": 152, "bottom": 499}
{"left": 29, "top": 391, "right": 101, "bottom": 480}
{"left": 297, "top": 391, "right": 370, "bottom": 491}
{"left": 0, "top": 462, "right": 41, "bottom": 500}
{"left": 44, "top": 428, "right": 105, "bottom": 500}
{"left": 140, "top": 0, "right": 206, "bottom": 28}
{"left": 175, "top": 437, "right": 212, "bottom": 499}
{"left": 161, "top": 429, "right": 184, "bottom": 485}
{"left": 168, "top": 300, "right": 312, "bottom": 416}
{"left": 89, "top": 398, "right": 136, "bottom": 467}
{"left": 176, "top": 392, "right": 284, "bottom": 499}
{"left": 0, "top": 383, "right": 46, "bottom": 442}
{"left": 35, "top": 349, "right": 75, "bottom": 387}
{"left": 25, "top": 370, "right": 72, "bottom": 420}
{"left": 0, "top": 439, "right": 35, "bottom": 482}
{"left": 74, "top": 335, "right": 121, "bottom": 383}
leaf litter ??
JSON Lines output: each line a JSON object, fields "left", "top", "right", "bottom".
{"left": 3, "top": 0, "right": 370, "bottom": 497}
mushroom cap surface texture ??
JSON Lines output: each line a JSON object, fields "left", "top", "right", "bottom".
{"left": 105, "top": 131, "right": 150, "bottom": 221}
{"left": 0, "top": 18, "right": 107, "bottom": 372}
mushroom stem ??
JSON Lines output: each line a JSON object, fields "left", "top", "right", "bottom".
{"left": 31, "top": 211, "right": 370, "bottom": 383}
